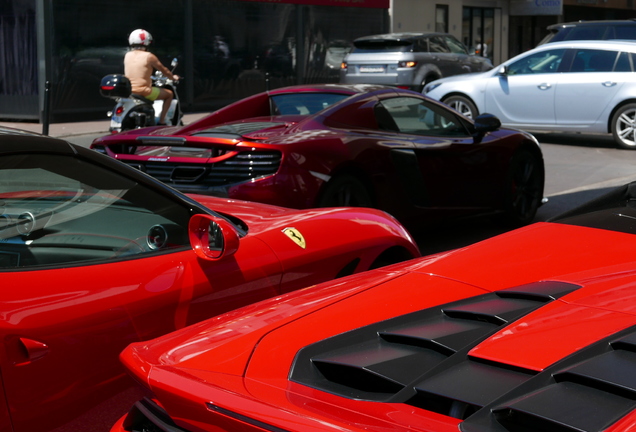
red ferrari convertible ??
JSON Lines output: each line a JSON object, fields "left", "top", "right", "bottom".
{"left": 114, "top": 181, "right": 636, "bottom": 432}
{"left": 0, "top": 129, "right": 419, "bottom": 432}
{"left": 91, "top": 84, "right": 545, "bottom": 228}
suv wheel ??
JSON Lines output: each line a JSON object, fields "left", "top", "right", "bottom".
{"left": 442, "top": 95, "right": 478, "bottom": 119}
{"left": 420, "top": 76, "right": 438, "bottom": 92}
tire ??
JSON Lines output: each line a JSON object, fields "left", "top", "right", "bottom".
{"left": 442, "top": 95, "right": 478, "bottom": 119}
{"left": 611, "top": 103, "right": 636, "bottom": 149}
{"left": 501, "top": 149, "right": 544, "bottom": 226}
{"left": 419, "top": 76, "right": 438, "bottom": 93}
{"left": 318, "top": 174, "right": 373, "bottom": 208}
{"left": 121, "top": 105, "right": 154, "bottom": 131}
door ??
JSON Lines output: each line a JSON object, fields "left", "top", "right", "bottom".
{"left": 555, "top": 48, "right": 626, "bottom": 129}
{"left": 484, "top": 48, "right": 567, "bottom": 127}
{"left": 378, "top": 96, "right": 502, "bottom": 213}
{"left": 0, "top": 150, "right": 282, "bottom": 432}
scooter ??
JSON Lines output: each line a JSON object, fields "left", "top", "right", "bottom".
{"left": 100, "top": 58, "right": 182, "bottom": 133}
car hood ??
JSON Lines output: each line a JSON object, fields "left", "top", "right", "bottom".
{"left": 428, "top": 70, "right": 492, "bottom": 86}
{"left": 139, "top": 219, "right": 636, "bottom": 366}
{"left": 122, "top": 212, "right": 636, "bottom": 431}
{"left": 124, "top": 206, "right": 636, "bottom": 421}
{"left": 119, "top": 182, "right": 636, "bottom": 431}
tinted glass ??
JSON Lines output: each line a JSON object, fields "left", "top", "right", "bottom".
{"left": 0, "top": 153, "right": 191, "bottom": 269}
{"left": 381, "top": 97, "right": 468, "bottom": 137}
{"left": 353, "top": 39, "right": 414, "bottom": 52}
{"left": 507, "top": 48, "right": 566, "bottom": 75}
{"left": 271, "top": 93, "right": 350, "bottom": 115}
{"left": 24, "top": 0, "right": 386, "bottom": 120}
{"left": 615, "top": 52, "right": 634, "bottom": 72}
{"left": 615, "top": 26, "right": 636, "bottom": 39}
{"left": 429, "top": 36, "right": 449, "bottom": 53}
{"left": 445, "top": 35, "right": 468, "bottom": 55}
{"left": 570, "top": 49, "right": 619, "bottom": 72}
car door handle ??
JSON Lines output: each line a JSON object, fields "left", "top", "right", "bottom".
{"left": 537, "top": 83, "right": 552, "bottom": 90}
{"left": 602, "top": 81, "right": 617, "bottom": 87}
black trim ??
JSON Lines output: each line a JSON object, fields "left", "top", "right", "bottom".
{"left": 290, "top": 281, "right": 580, "bottom": 403}
{"left": 122, "top": 397, "right": 188, "bottom": 432}
{"left": 206, "top": 403, "right": 291, "bottom": 432}
{"left": 462, "top": 327, "right": 636, "bottom": 432}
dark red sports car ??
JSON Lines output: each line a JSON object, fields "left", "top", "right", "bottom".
{"left": 113, "top": 182, "right": 636, "bottom": 432}
{"left": 92, "top": 85, "right": 545, "bottom": 229}
{"left": 0, "top": 129, "right": 419, "bottom": 432}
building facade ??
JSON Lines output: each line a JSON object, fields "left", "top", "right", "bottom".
{"left": 1, "top": 0, "right": 634, "bottom": 122}
{"left": 1, "top": 0, "right": 389, "bottom": 121}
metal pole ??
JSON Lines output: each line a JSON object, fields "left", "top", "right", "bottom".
{"left": 42, "top": 81, "right": 51, "bottom": 135}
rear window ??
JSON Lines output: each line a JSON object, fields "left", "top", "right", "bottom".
{"left": 271, "top": 93, "right": 349, "bottom": 115}
{"left": 352, "top": 39, "right": 414, "bottom": 53}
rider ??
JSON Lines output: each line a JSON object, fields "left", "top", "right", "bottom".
{"left": 124, "top": 29, "right": 179, "bottom": 125}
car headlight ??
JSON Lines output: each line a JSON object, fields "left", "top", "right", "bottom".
{"left": 424, "top": 82, "right": 442, "bottom": 94}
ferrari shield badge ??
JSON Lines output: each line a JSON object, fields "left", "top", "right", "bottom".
{"left": 283, "top": 227, "right": 306, "bottom": 249}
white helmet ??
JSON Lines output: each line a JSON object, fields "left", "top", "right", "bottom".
{"left": 128, "top": 29, "right": 153, "bottom": 47}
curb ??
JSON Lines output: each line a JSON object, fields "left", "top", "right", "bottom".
{"left": 0, "top": 113, "right": 208, "bottom": 139}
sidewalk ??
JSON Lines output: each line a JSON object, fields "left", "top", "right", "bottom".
{"left": 0, "top": 113, "right": 208, "bottom": 139}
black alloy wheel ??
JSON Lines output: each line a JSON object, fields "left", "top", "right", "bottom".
{"left": 501, "top": 149, "right": 544, "bottom": 226}
{"left": 318, "top": 174, "right": 373, "bottom": 208}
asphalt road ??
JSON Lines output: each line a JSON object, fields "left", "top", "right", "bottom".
{"left": 68, "top": 131, "right": 636, "bottom": 255}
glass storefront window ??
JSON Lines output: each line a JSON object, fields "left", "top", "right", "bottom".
{"left": 463, "top": 7, "right": 494, "bottom": 62}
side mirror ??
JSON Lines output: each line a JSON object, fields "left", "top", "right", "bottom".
{"left": 171, "top": 58, "right": 178, "bottom": 68}
{"left": 473, "top": 113, "right": 501, "bottom": 134}
{"left": 188, "top": 214, "right": 240, "bottom": 260}
{"left": 497, "top": 65, "right": 508, "bottom": 75}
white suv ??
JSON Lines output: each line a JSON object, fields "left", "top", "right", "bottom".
{"left": 340, "top": 32, "right": 493, "bottom": 92}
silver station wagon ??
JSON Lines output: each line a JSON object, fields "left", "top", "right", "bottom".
{"left": 424, "top": 40, "right": 636, "bottom": 149}
{"left": 340, "top": 32, "right": 493, "bottom": 92}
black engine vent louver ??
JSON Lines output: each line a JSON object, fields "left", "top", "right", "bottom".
{"left": 463, "top": 330, "right": 636, "bottom": 432}
{"left": 290, "top": 281, "right": 579, "bottom": 403}
{"left": 291, "top": 278, "right": 636, "bottom": 432}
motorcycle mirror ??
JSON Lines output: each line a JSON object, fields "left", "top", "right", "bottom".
{"left": 171, "top": 58, "right": 178, "bottom": 68}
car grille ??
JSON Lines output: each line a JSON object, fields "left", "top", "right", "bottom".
{"left": 123, "top": 150, "right": 282, "bottom": 188}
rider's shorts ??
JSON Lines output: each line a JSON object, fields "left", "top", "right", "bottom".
{"left": 147, "top": 87, "right": 161, "bottom": 101}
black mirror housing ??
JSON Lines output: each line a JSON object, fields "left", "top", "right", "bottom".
{"left": 473, "top": 113, "right": 501, "bottom": 134}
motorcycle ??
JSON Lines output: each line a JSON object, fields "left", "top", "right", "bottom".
{"left": 100, "top": 58, "right": 182, "bottom": 133}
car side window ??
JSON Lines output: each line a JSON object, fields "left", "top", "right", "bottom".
{"left": 444, "top": 35, "right": 468, "bottom": 55}
{"left": 429, "top": 36, "right": 449, "bottom": 53}
{"left": 615, "top": 52, "right": 634, "bottom": 72}
{"left": 507, "top": 48, "right": 566, "bottom": 75}
{"left": 380, "top": 97, "right": 469, "bottom": 137}
{"left": 570, "top": 49, "right": 620, "bottom": 72}
{"left": 0, "top": 153, "right": 192, "bottom": 269}
{"left": 412, "top": 38, "right": 427, "bottom": 53}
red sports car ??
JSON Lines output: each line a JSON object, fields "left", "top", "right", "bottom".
{"left": 114, "top": 181, "right": 636, "bottom": 432}
{"left": 91, "top": 84, "right": 545, "bottom": 229}
{"left": 0, "top": 129, "right": 419, "bottom": 432}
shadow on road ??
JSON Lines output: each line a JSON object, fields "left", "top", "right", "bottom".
{"left": 533, "top": 132, "right": 616, "bottom": 149}
{"left": 413, "top": 184, "right": 621, "bottom": 256}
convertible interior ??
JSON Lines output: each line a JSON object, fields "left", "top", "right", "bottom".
{"left": 0, "top": 154, "right": 191, "bottom": 269}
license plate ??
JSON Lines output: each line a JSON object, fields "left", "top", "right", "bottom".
{"left": 360, "top": 66, "right": 385, "bottom": 73}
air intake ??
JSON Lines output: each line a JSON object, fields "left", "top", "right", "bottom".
{"left": 291, "top": 281, "right": 579, "bottom": 402}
